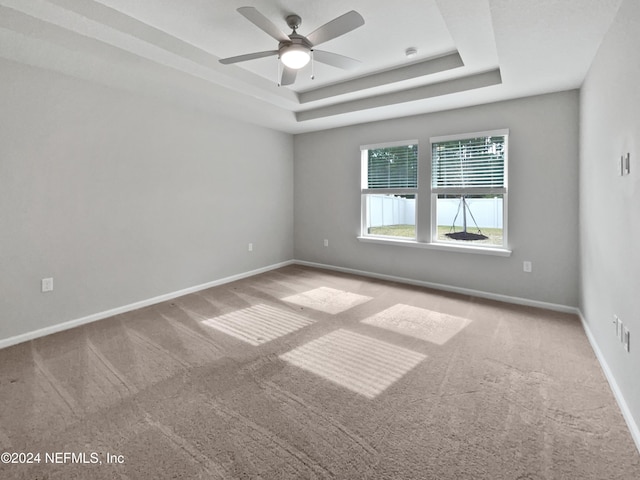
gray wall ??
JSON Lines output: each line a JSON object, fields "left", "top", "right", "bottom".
{"left": 0, "top": 59, "right": 293, "bottom": 342}
{"left": 580, "top": 0, "right": 640, "bottom": 433}
{"left": 294, "top": 91, "right": 579, "bottom": 307}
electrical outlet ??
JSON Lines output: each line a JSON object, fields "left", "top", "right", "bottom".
{"left": 623, "top": 327, "right": 630, "bottom": 352}
{"left": 248, "top": 243, "right": 253, "bottom": 252}
{"left": 41, "top": 277, "right": 54, "bottom": 292}
{"left": 323, "top": 239, "right": 329, "bottom": 247}
{"left": 523, "top": 261, "right": 532, "bottom": 273}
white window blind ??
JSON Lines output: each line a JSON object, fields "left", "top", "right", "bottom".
{"left": 432, "top": 135, "right": 506, "bottom": 191}
{"left": 366, "top": 144, "right": 418, "bottom": 189}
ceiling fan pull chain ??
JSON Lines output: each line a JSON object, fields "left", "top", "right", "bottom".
{"left": 311, "top": 50, "right": 315, "bottom": 80}
{"left": 277, "top": 56, "right": 281, "bottom": 86}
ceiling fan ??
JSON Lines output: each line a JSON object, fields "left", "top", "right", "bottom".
{"left": 219, "top": 7, "right": 365, "bottom": 86}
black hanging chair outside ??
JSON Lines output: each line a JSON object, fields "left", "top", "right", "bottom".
{"left": 445, "top": 196, "right": 488, "bottom": 241}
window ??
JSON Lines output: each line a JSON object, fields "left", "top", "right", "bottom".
{"left": 359, "top": 130, "right": 509, "bottom": 255}
{"left": 361, "top": 141, "right": 418, "bottom": 239}
{"left": 431, "top": 130, "right": 508, "bottom": 248}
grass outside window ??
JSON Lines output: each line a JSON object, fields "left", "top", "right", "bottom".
{"left": 368, "top": 224, "right": 503, "bottom": 245}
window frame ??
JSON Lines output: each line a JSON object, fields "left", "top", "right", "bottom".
{"left": 430, "top": 129, "right": 509, "bottom": 249}
{"left": 360, "top": 140, "right": 419, "bottom": 240}
{"left": 357, "top": 131, "right": 511, "bottom": 257}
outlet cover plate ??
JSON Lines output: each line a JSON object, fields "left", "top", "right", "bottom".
{"left": 41, "top": 277, "right": 54, "bottom": 292}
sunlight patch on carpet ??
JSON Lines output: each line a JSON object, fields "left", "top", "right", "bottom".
{"left": 280, "top": 329, "right": 426, "bottom": 398}
{"left": 281, "top": 287, "right": 372, "bottom": 314}
{"left": 361, "top": 304, "right": 471, "bottom": 345}
{"left": 202, "top": 304, "right": 314, "bottom": 346}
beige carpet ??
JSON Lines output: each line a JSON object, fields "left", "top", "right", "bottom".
{"left": 0, "top": 265, "right": 638, "bottom": 479}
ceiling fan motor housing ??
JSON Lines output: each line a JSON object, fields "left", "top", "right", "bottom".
{"left": 279, "top": 33, "right": 312, "bottom": 53}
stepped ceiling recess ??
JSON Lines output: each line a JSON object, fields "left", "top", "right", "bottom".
{"left": 0, "top": 0, "right": 623, "bottom": 133}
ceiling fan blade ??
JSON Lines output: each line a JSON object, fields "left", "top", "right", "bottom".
{"left": 306, "top": 10, "right": 364, "bottom": 47}
{"left": 237, "top": 6, "right": 289, "bottom": 42}
{"left": 219, "top": 50, "right": 278, "bottom": 65}
{"left": 312, "top": 50, "right": 361, "bottom": 70}
{"left": 280, "top": 66, "right": 297, "bottom": 86}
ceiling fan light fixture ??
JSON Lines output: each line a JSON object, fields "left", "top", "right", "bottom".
{"left": 280, "top": 44, "right": 311, "bottom": 69}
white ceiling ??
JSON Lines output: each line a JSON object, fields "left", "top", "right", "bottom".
{"left": 0, "top": 0, "right": 624, "bottom": 133}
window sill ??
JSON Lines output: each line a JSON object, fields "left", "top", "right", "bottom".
{"left": 356, "top": 236, "right": 512, "bottom": 257}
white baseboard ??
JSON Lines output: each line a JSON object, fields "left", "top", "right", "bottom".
{"left": 0, "top": 260, "right": 294, "bottom": 350}
{"left": 294, "top": 260, "right": 578, "bottom": 314}
{"left": 577, "top": 311, "right": 640, "bottom": 454}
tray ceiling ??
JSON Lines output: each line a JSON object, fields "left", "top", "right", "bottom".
{"left": 0, "top": 0, "right": 624, "bottom": 133}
